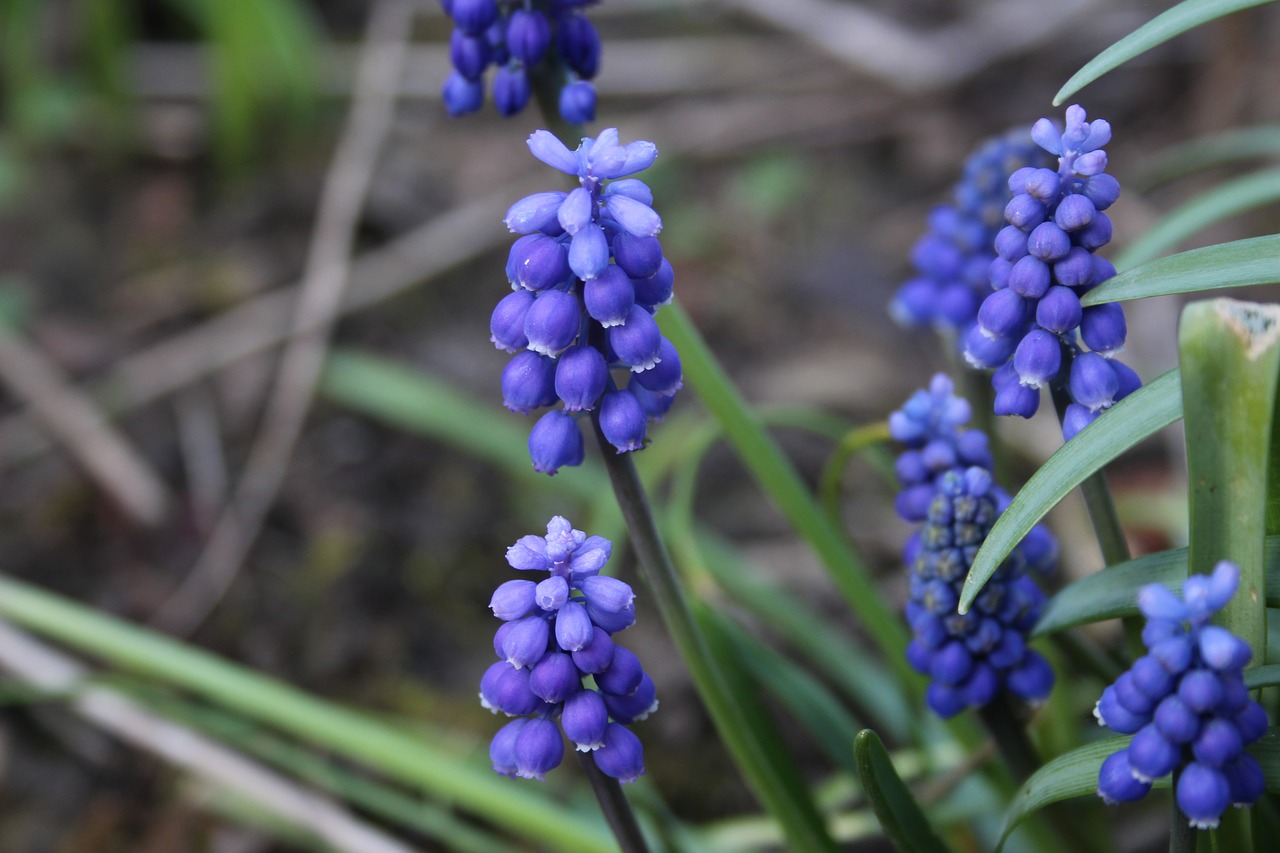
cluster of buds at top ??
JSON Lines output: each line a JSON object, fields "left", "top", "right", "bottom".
{"left": 494, "top": 129, "right": 682, "bottom": 474}
{"left": 892, "top": 129, "right": 1053, "bottom": 338}
{"left": 1095, "top": 562, "right": 1267, "bottom": 829}
{"left": 441, "top": 0, "right": 601, "bottom": 122}
{"left": 963, "top": 106, "right": 1142, "bottom": 440}
{"left": 892, "top": 375, "right": 1058, "bottom": 719}
{"left": 482, "top": 517, "right": 656, "bottom": 783}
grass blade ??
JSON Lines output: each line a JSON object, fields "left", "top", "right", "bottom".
{"left": 1082, "top": 234, "right": 1280, "bottom": 306}
{"left": 1114, "top": 168, "right": 1280, "bottom": 271}
{"left": 1054, "top": 0, "right": 1278, "bottom": 105}
{"left": 959, "top": 370, "right": 1183, "bottom": 613}
{"left": 853, "top": 730, "right": 952, "bottom": 853}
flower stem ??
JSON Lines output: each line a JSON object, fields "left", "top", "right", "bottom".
{"left": 1049, "top": 386, "right": 1131, "bottom": 566}
{"left": 976, "top": 696, "right": 1040, "bottom": 783}
{"left": 590, "top": 416, "right": 839, "bottom": 853}
{"left": 577, "top": 752, "right": 651, "bottom": 853}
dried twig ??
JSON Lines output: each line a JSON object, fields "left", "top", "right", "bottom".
{"left": 0, "top": 329, "right": 170, "bottom": 526}
{"left": 151, "top": 0, "right": 416, "bottom": 634}
{"left": 0, "top": 617, "right": 419, "bottom": 853}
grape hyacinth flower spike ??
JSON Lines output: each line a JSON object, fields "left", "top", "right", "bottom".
{"left": 496, "top": 129, "right": 682, "bottom": 474}
{"left": 440, "top": 0, "right": 602, "bottom": 123}
{"left": 1095, "top": 561, "right": 1267, "bottom": 829}
{"left": 962, "top": 105, "right": 1142, "bottom": 439}
{"left": 483, "top": 517, "right": 656, "bottom": 783}
{"left": 892, "top": 128, "right": 1053, "bottom": 339}
{"left": 902, "top": 467, "right": 1055, "bottom": 717}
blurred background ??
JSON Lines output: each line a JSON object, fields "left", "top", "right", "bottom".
{"left": 0, "top": 0, "right": 1277, "bottom": 849}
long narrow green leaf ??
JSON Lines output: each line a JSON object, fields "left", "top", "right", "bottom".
{"left": 0, "top": 575, "right": 615, "bottom": 853}
{"left": 1245, "top": 665, "right": 1280, "bottom": 690}
{"left": 1137, "top": 124, "right": 1280, "bottom": 189}
{"left": 659, "top": 303, "right": 912, "bottom": 679}
{"left": 959, "top": 370, "right": 1183, "bottom": 613}
{"left": 1033, "top": 537, "right": 1280, "bottom": 637}
{"left": 1180, "top": 299, "right": 1280, "bottom": 660}
{"left": 1054, "top": 0, "right": 1278, "bottom": 105}
{"left": 710, "top": 609, "right": 863, "bottom": 776}
{"left": 320, "top": 349, "right": 605, "bottom": 500}
{"left": 853, "top": 730, "right": 953, "bottom": 853}
{"left": 1114, "top": 169, "right": 1280, "bottom": 271}
{"left": 995, "top": 736, "right": 1138, "bottom": 850}
{"left": 1082, "top": 235, "right": 1280, "bottom": 306}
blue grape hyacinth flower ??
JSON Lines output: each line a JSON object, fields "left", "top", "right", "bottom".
{"left": 962, "top": 106, "right": 1142, "bottom": 439}
{"left": 483, "top": 517, "right": 656, "bottom": 783}
{"left": 892, "top": 128, "right": 1053, "bottom": 339}
{"left": 1094, "top": 561, "right": 1267, "bottom": 829}
{"left": 497, "top": 129, "right": 682, "bottom": 474}
{"left": 441, "top": 0, "right": 601, "bottom": 123}
{"left": 903, "top": 467, "right": 1055, "bottom": 718}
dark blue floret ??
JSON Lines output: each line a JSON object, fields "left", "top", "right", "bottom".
{"left": 1094, "top": 561, "right": 1267, "bottom": 828}
{"left": 481, "top": 518, "right": 655, "bottom": 782}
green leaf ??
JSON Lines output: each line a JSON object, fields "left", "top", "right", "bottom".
{"left": 659, "top": 302, "right": 912, "bottom": 679}
{"left": 709, "top": 609, "right": 863, "bottom": 776}
{"left": 995, "top": 737, "right": 1139, "bottom": 850}
{"left": 1082, "top": 235, "right": 1280, "bottom": 306}
{"left": 959, "top": 370, "right": 1183, "bottom": 613}
{"left": 0, "top": 574, "right": 616, "bottom": 853}
{"left": 1054, "top": 0, "right": 1279, "bottom": 105}
{"left": 853, "top": 730, "right": 953, "bottom": 853}
{"left": 1180, "top": 299, "right": 1280, "bottom": 657}
{"left": 1136, "top": 124, "right": 1280, "bottom": 189}
{"left": 319, "top": 349, "right": 605, "bottom": 501}
{"left": 1033, "top": 538, "right": 1280, "bottom": 637}
{"left": 1245, "top": 665, "right": 1280, "bottom": 690}
{"left": 1114, "top": 169, "right": 1280, "bottom": 271}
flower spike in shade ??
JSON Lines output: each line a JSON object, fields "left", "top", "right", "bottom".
{"left": 481, "top": 518, "right": 655, "bottom": 782}
{"left": 439, "top": 1, "right": 601, "bottom": 123}
{"left": 1095, "top": 562, "right": 1267, "bottom": 829}
{"left": 495, "top": 129, "right": 681, "bottom": 474}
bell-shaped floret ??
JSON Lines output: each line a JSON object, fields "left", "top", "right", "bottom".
{"left": 1097, "top": 749, "right": 1152, "bottom": 804}
{"left": 523, "top": 290, "right": 580, "bottom": 356}
{"left": 1027, "top": 222, "right": 1071, "bottom": 261}
{"left": 493, "top": 65, "right": 531, "bottom": 117}
{"left": 490, "top": 289, "right": 534, "bottom": 352}
{"left": 528, "top": 410, "right": 583, "bottom": 475}
{"left": 534, "top": 576, "right": 568, "bottom": 612}
{"left": 502, "top": 351, "right": 557, "bottom": 414}
{"left": 977, "top": 288, "right": 1029, "bottom": 339}
{"left": 506, "top": 9, "right": 551, "bottom": 65}
{"left": 490, "top": 580, "right": 537, "bottom": 621}
{"left": 1013, "top": 329, "right": 1062, "bottom": 388}
{"left": 571, "top": 627, "right": 615, "bottom": 673}
{"left": 596, "top": 646, "right": 645, "bottom": 697}
{"left": 633, "top": 338, "right": 681, "bottom": 395}
{"left": 612, "top": 232, "right": 664, "bottom": 279}
{"left": 1035, "top": 285, "right": 1082, "bottom": 334}
{"left": 604, "top": 672, "right": 658, "bottom": 724}
{"left": 1176, "top": 762, "right": 1231, "bottom": 829}
{"left": 480, "top": 662, "right": 542, "bottom": 716}
{"left": 508, "top": 233, "right": 570, "bottom": 290}
{"left": 514, "top": 717, "right": 564, "bottom": 780}
{"left": 568, "top": 221, "right": 610, "bottom": 279}
{"left": 558, "top": 80, "right": 595, "bottom": 124}
{"left": 608, "top": 306, "right": 662, "bottom": 371}
{"left": 1070, "top": 352, "right": 1120, "bottom": 412}
{"left": 450, "top": 0, "right": 499, "bottom": 35}
{"left": 450, "top": 30, "right": 491, "bottom": 80}
{"left": 592, "top": 724, "right": 645, "bottom": 784}
{"left": 599, "top": 390, "right": 648, "bottom": 455}
{"left": 1008, "top": 256, "right": 1051, "bottom": 299}
{"left": 529, "top": 651, "right": 581, "bottom": 704}
{"left": 633, "top": 257, "right": 674, "bottom": 307}
{"left": 562, "top": 689, "right": 608, "bottom": 751}
{"left": 555, "top": 345, "right": 607, "bottom": 411}
{"left": 554, "top": 601, "right": 593, "bottom": 651}
{"left": 1128, "top": 723, "right": 1180, "bottom": 782}
{"left": 442, "top": 71, "right": 484, "bottom": 116}
{"left": 555, "top": 13, "right": 601, "bottom": 78}
{"left": 584, "top": 265, "right": 635, "bottom": 327}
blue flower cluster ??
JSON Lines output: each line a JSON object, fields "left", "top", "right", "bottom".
{"left": 892, "top": 129, "right": 1053, "bottom": 336}
{"left": 495, "top": 129, "right": 681, "bottom": 474}
{"left": 892, "top": 375, "right": 1057, "bottom": 718}
{"left": 441, "top": 0, "right": 601, "bottom": 123}
{"left": 962, "top": 106, "right": 1142, "bottom": 440}
{"left": 904, "top": 468, "right": 1055, "bottom": 718}
{"left": 1095, "top": 561, "right": 1267, "bottom": 829}
{"left": 482, "top": 517, "right": 656, "bottom": 783}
